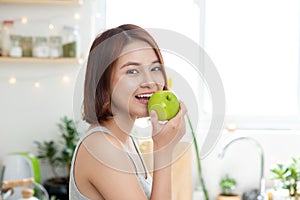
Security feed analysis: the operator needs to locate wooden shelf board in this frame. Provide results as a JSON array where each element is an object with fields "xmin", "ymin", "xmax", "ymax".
[
  {"xmin": 0, "ymin": 0, "xmax": 81, "ymax": 5},
  {"xmin": 0, "ymin": 57, "xmax": 80, "ymax": 64}
]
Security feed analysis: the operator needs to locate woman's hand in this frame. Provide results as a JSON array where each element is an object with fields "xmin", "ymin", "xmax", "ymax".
[{"xmin": 149, "ymin": 101, "xmax": 187, "ymax": 155}]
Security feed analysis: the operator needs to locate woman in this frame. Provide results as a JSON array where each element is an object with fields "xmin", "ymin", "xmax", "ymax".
[{"xmin": 69, "ymin": 24, "xmax": 187, "ymax": 200}]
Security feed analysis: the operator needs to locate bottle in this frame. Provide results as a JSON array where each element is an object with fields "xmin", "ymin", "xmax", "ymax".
[
  {"xmin": 0, "ymin": 28, "xmax": 2, "ymax": 56},
  {"xmin": 21, "ymin": 36, "xmax": 33, "ymax": 57},
  {"xmin": 49, "ymin": 36, "xmax": 62, "ymax": 58},
  {"xmin": 18, "ymin": 188, "xmax": 39, "ymax": 200},
  {"xmin": 33, "ymin": 36, "xmax": 49, "ymax": 58},
  {"xmin": 9, "ymin": 35, "xmax": 22, "ymax": 57},
  {"xmin": 62, "ymin": 25, "xmax": 80, "ymax": 58},
  {"xmin": 1, "ymin": 20, "xmax": 14, "ymax": 57}
]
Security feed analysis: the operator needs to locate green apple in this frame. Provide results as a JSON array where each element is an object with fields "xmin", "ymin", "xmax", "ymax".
[{"xmin": 148, "ymin": 90, "xmax": 180, "ymax": 121}]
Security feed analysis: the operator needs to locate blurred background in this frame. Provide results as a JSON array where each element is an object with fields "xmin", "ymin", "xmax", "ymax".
[{"xmin": 0, "ymin": 0, "xmax": 299, "ymax": 200}]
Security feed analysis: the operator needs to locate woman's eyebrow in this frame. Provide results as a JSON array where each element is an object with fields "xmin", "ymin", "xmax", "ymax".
[
  {"xmin": 120, "ymin": 61, "xmax": 141, "ymax": 69},
  {"xmin": 120, "ymin": 60, "xmax": 160, "ymax": 69},
  {"xmin": 152, "ymin": 60, "xmax": 160, "ymax": 64}
]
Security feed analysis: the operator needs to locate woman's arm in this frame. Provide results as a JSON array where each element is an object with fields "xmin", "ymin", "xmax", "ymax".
[{"xmin": 149, "ymin": 102, "xmax": 187, "ymax": 200}]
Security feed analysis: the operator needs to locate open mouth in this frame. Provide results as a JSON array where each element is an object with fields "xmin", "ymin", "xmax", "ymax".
[{"xmin": 135, "ymin": 93, "xmax": 153, "ymax": 104}]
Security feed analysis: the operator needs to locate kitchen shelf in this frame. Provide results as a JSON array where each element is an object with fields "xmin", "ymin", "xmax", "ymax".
[
  {"xmin": 0, "ymin": 57, "xmax": 81, "ymax": 64},
  {"xmin": 0, "ymin": 0, "xmax": 81, "ymax": 5}
]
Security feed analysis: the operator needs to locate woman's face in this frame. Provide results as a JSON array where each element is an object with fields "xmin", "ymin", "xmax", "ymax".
[{"xmin": 110, "ymin": 40, "xmax": 165, "ymax": 121}]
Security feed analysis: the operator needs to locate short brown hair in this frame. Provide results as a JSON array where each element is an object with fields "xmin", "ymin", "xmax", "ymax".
[{"xmin": 83, "ymin": 24, "xmax": 168, "ymax": 124}]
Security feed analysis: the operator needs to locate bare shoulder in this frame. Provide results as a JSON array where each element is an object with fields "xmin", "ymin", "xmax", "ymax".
[
  {"xmin": 77, "ymin": 131, "xmax": 130, "ymax": 170},
  {"xmin": 74, "ymin": 131, "xmax": 148, "ymax": 200}
]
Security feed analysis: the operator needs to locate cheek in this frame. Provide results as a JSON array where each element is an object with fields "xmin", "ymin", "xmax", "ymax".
[
  {"xmin": 114, "ymin": 76, "xmax": 139, "ymax": 93},
  {"xmin": 111, "ymin": 76, "xmax": 139, "ymax": 104},
  {"xmin": 152, "ymin": 73, "xmax": 165, "ymax": 90}
]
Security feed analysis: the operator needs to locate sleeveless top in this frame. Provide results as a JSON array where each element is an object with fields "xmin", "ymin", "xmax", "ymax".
[{"xmin": 69, "ymin": 126, "xmax": 153, "ymax": 200}]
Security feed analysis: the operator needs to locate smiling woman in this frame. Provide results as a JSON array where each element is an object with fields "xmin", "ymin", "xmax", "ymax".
[{"xmin": 69, "ymin": 24, "xmax": 187, "ymax": 200}]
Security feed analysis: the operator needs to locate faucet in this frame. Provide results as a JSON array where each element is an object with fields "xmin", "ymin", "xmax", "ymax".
[{"xmin": 218, "ymin": 137, "xmax": 265, "ymax": 200}]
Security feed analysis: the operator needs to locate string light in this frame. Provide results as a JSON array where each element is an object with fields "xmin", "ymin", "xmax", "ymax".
[
  {"xmin": 78, "ymin": 0, "xmax": 84, "ymax": 5},
  {"xmin": 34, "ymin": 82, "xmax": 41, "ymax": 88},
  {"xmin": 21, "ymin": 17, "xmax": 28, "ymax": 24},
  {"xmin": 8, "ymin": 77, "xmax": 17, "ymax": 84},
  {"xmin": 48, "ymin": 23, "xmax": 55, "ymax": 30},
  {"xmin": 1, "ymin": 71, "xmax": 78, "ymax": 87},
  {"xmin": 78, "ymin": 58, "xmax": 84, "ymax": 65},
  {"xmin": 95, "ymin": 13, "xmax": 101, "ymax": 18},
  {"xmin": 73, "ymin": 13, "xmax": 81, "ymax": 20},
  {"xmin": 62, "ymin": 75, "xmax": 71, "ymax": 84}
]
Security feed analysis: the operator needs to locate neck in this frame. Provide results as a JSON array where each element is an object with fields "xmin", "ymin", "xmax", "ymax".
[{"xmin": 100, "ymin": 116, "xmax": 135, "ymax": 144}]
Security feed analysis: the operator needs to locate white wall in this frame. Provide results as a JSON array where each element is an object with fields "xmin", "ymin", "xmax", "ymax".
[{"xmin": 0, "ymin": 0, "xmax": 105, "ymax": 181}]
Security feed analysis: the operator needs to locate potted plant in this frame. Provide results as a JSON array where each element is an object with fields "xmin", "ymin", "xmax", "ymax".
[
  {"xmin": 270, "ymin": 157, "xmax": 300, "ymax": 199},
  {"xmin": 220, "ymin": 174, "xmax": 237, "ymax": 195},
  {"xmin": 217, "ymin": 174, "xmax": 241, "ymax": 200},
  {"xmin": 34, "ymin": 116, "xmax": 80, "ymax": 199}
]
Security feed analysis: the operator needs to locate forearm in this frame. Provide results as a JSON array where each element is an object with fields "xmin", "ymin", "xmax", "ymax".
[
  {"xmin": 148, "ymin": 103, "xmax": 187, "ymax": 200},
  {"xmin": 150, "ymin": 150, "xmax": 173, "ymax": 200}
]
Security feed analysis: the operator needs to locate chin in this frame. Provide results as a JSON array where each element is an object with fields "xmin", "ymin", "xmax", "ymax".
[
  {"xmin": 129, "ymin": 105, "xmax": 148, "ymax": 117},
  {"xmin": 136, "ymin": 115, "xmax": 149, "ymax": 119},
  {"xmin": 131, "ymin": 110, "xmax": 149, "ymax": 119}
]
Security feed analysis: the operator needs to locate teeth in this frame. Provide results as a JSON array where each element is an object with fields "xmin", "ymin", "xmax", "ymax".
[{"xmin": 136, "ymin": 93, "xmax": 152, "ymax": 98}]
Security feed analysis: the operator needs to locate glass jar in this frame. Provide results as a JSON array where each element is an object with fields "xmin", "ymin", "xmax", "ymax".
[
  {"xmin": 33, "ymin": 36, "xmax": 49, "ymax": 58},
  {"xmin": 18, "ymin": 188, "xmax": 39, "ymax": 200},
  {"xmin": 9, "ymin": 35, "xmax": 22, "ymax": 57},
  {"xmin": 21, "ymin": 36, "xmax": 33, "ymax": 57},
  {"xmin": 0, "ymin": 28, "xmax": 2, "ymax": 56},
  {"xmin": 49, "ymin": 36, "xmax": 62, "ymax": 58},
  {"xmin": 62, "ymin": 25, "xmax": 80, "ymax": 58},
  {"xmin": 1, "ymin": 20, "xmax": 14, "ymax": 57}
]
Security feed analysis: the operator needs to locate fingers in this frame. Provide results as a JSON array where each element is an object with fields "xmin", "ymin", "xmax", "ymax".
[
  {"xmin": 178, "ymin": 101, "xmax": 187, "ymax": 117},
  {"xmin": 149, "ymin": 110, "xmax": 162, "ymax": 135},
  {"xmin": 149, "ymin": 110, "xmax": 158, "ymax": 125},
  {"xmin": 167, "ymin": 101, "xmax": 187, "ymax": 127},
  {"xmin": 150, "ymin": 101, "xmax": 187, "ymax": 130},
  {"xmin": 179, "ymin": 101, "xmax": 187, "ymax": 115},
  {"xmin": 150, "ymin": 101, "xmax": 187, "ymax": 149}
]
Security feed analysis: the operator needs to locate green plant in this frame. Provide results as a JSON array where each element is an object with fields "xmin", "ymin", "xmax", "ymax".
[
  {"xmin": 270, "ymin": 157, "xmax": 300, "ymax": 197},
  {"xmin": 220, "ymin": 174, "xmax": 237, "ymax": 195},
  {"xmin": 187, "ymin": 114, "xmax": 209, "ymax": 200},
  {"xmin": 34, "ymin": 116, "xmax": 80, "ymax": 181}
]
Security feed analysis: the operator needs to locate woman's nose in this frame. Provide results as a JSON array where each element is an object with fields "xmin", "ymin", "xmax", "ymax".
[
  {"xmin": 139, "ymin": 66, "xmax": 165, "ymax": 88},
  {"xmin": 140, "ymin": 71, "xmax": 156, "ymax": 88}
]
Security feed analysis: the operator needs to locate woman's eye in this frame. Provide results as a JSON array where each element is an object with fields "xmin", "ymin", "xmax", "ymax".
[
  {"xmin": 151, "ymin": 66, "xmax": 162, "ymax": 72},
  {"xmin": 126, "ymin": 69, "xmax": 139, "ymax": 74}
]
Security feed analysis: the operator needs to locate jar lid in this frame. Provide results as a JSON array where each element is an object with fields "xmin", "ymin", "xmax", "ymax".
[
  {"xmin": 10, "ymin": 35, "xmax": 22, "ymax": 40},
  {"xmin": 35, "ymin": 36, "xmax": 48, "ymax": 42},
  {"xmin": 63, "ymin": 25, "xmax": 79, "ymax": 30},
  {"xmin": 3, "ymin": 20, "xmax": 14, "ymax": 24},
  {"xmin": 22, "ymin": 188, "xmax": 34, "ymax": 198},
  {"xmin": 49, "ymin": 36, "xmax": 62, "ymax": 40},
  {"xmin": 21, "ymin": 36, "xmax": 33, "ymax": 41}
]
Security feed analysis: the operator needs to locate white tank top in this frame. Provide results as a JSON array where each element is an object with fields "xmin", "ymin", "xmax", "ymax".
[{"xmin": 69, "ymin": 126, "xmax": 152, "ymax": 199}]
